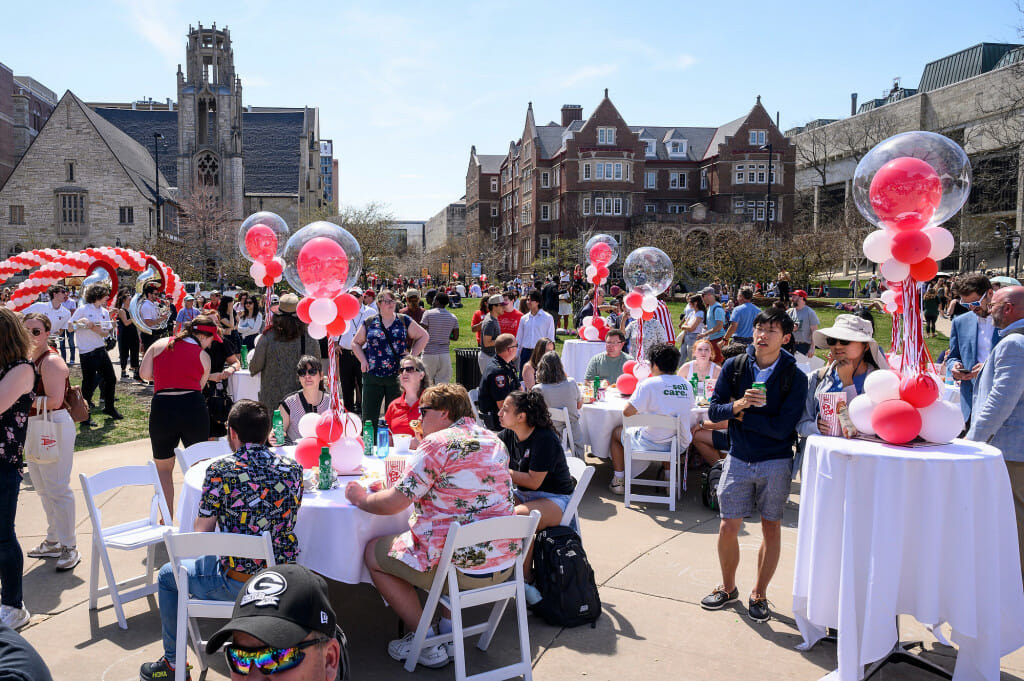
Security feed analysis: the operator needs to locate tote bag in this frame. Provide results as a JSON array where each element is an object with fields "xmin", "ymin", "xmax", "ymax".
[{"xmin": 25, "ymin": 398, "xmax": 61, "ymax": 465}]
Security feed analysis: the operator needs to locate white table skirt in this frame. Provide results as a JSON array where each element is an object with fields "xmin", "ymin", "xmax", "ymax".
[
  {"xmin": 792, "ymin": 435, "xmax": 1024, "ymax": 681},
  {"xmin": 178, "ymin": 453, "xmax": 411, "ymax": 584},
  {"xmin": 560, "ymin": 339, "xmax": 606, "ymax": 382},
  {"xmin": 228, "ymin": 369, "xmax": 261, "ymax": 403}
]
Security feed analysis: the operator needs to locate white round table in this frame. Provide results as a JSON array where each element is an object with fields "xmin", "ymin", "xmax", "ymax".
[
  {"xmin": 228, "ymin": 369, "xmax": 261, "ymax": 403},
  {"xmin": 560, "ymin": 339, "xmax": 606, "ymax": 381},
  {"xmin": 178, "ymin": 452, "xmax": 411, "ymax": 584}
]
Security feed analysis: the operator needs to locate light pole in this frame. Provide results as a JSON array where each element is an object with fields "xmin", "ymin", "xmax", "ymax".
[
  {"xmin": 760, "ymin": 142, "xmax": 773, "ymax": 232},
  {"xmin": 152, "ymin": 132, "xmax": 164, "ymax": 233},
  {"xmin": 994, "ymin": 221, "xmax": 1021, "ymax": 278}
]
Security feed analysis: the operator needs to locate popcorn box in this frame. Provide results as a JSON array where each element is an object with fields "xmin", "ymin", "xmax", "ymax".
[
  {"xmin": 384, "ymin": 455, "xmax": 410, "ymax": 489},
  {"xmin": 817, "ymin": 392, "xmax": 848, "ymax": 437}
]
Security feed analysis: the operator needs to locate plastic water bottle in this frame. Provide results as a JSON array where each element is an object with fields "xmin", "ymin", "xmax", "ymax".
[
  {"xmin": 362, "ymin": 420, "xmax": 374, "ymax": 457},
  {"xmin": 317, "ymin": 446, "xmax": 332, "ymax": 490},
  {"xmin": 376, "ymin": 418, "xmax": 389, "ymax": 459},
  {"xmin": 272, "ymin": 410, "xmax": 285, "ymax": 445}
]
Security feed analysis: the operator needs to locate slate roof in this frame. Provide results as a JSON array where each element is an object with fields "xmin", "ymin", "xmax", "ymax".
[
  {"xmin": 701, "ymin": 115, "xmax": 747, "ymax": 160},
  {"xmin": 536, "ymin": 125, "xmax": 565, "ymax": 159},
  {"xmin": 477, "ymin": 154, "xmax": 504, "ymax": 173},
  {"xmin": 918, "ymin": 42, "xmax": 1023, "ymax": 93},
  {"xmin": 631, "ymin": 125, "xmax": 716, "ymax": 161},
  {"xmin": 91, "ymin": 107, "xmax": 306, "ymax": 194}
]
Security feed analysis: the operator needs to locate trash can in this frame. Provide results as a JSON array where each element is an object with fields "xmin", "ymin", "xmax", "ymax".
[{"xmin": 455, "ymin": 348, "xmax": 482, "ymax": 391}]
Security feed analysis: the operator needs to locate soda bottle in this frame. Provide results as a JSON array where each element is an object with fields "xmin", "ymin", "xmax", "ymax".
[
  {"xmin": 240, "ymin": 344, "xmax": 249, "ymax": 370},
  {"xmin": 376, "ymin": 419, "xmax": 390, "ymax": 459},
  {"xmin": 592, "ymin": 377, "xmax": 601, "ymax": 401},
  {"xmin": 689, "ymin": 372, "xmax": 698, "ymax": 397},
  {"xmin": 362, "ymin": 420, "xmax": 374, "ymax": 457},
  {"xmin": 317, "ymin": 446, "xmax": 333, "ymax": 490},
  {"xmin": 272, "ymin": 409, "xmax": 285, "ymax": 445}
]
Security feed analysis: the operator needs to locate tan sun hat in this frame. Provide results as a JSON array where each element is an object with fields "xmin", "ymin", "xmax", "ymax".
[
  {"xmin": 277, "ymin": 293, "xmax": 299, "ymax": 314},
  {"xmin": 813, "ymin": 314, "xmax": 889, "ymax": 369}
]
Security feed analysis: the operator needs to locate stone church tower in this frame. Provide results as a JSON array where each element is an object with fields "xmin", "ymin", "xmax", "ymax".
[{"xmin": 176, "ymin": 23, "xmax": 244, "ymax": 218}]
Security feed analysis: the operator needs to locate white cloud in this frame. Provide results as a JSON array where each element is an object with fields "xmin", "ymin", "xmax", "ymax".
[
  {"xmin": 561, "ymin": 64, "xmax": 619, "ymax": 88},
  {"xmin": 118, "ymin": 0, "xmax": 181, "ymax": 67},
  {"xmin": 664, "ymin": 54, "xmax": 697, "ymax": 71}
]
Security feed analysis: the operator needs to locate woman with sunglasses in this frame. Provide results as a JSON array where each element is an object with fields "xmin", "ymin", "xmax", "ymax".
[
  {"xmin": 21, "ymin": 313, "xmax": 80, "ymax": 573},
  {"xmin": 797, "ymin": 314, "xmax": 889, "ymax": 438},
  {"xmin": 276, "ymin": 356, "xmax": 331, "ymax": 445},
  {"xmin": 236, "ymin": 296, "xmax": 264, "ymax": 350},
  {"xmin": 385, "ymin": 357, "xmax": 431, "ymax": 441}
]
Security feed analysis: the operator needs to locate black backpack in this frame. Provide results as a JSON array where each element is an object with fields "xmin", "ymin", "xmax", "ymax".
[
  {"xmin": 701, "ymin": 459, "xmax": 725, "ymax": 510},
  {"xmin": 531, "ymin": 525, "xmax": 601, "ymax": 628}
]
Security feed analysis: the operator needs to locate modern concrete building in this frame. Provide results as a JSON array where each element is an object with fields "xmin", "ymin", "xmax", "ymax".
[{"xmin": 424, "ymin": 200, "xmax": 466, "ymax": 253}]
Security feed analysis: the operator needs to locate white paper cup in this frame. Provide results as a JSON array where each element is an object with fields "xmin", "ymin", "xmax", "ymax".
[{"xmin": 393, "ymin": 434, "xmax": 412, "ymax": 453}]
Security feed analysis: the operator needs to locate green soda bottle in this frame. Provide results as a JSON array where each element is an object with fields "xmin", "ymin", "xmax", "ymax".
[
  {"xmin": 272, "ymin": 409, "xmax": 285, "ymax": 445},
  {"xmin": 362, "ymin": 420, "xmax": 374, "ymax": 457},
  {"xmin": 318, "ymin": 446, "xmax": 332, "ymax": 490},
  {"xmin": 592, "ymin": 376, "xmax": 601, "ymax": 401},
  {"xmin": 690, "ymin": 372, "xmax": 698, "ymax": 397},
  {"xmin": 240, "ymin": 344, "xmax": 249, "ymax": 369}
]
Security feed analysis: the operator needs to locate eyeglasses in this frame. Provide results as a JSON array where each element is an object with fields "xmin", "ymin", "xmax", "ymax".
[
  {"xmin": 27, "ymin": 327, "xmax": 45, "ymax": 336},
  {"xmin": 380, "ymin": 299, "xmax": 396, "ymax": 304},
  {"xmin": 224, "ymin": 637, "xmax": 326, "ymax": 676},
  {"xmin": 400, "ymin": 366, "xmax": 420, "ymax": 373},
  {"xmin": 296, "ymin": 368, "xmax": 320, "ymax": 377},
  {"xmin": 825, "ymin": 337, "xmax": 851, "ymax": 346},
  {"xmin": 419, "ymin": 405, "xmax": 435, "ymax": 415},
  {"xmin": 605, "ymin": 340, "xmax": 623, "ymax": 345}
]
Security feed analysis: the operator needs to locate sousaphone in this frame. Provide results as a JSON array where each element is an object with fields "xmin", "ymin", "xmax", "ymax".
[{"xmin": 129, "ymin": 258, "xmax": 167, "ymax": 335}]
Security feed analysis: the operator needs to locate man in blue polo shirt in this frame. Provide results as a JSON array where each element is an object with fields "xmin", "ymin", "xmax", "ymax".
[{"xmin": 722, "ymin": 287, "xmax": 760, "ymax": 346}]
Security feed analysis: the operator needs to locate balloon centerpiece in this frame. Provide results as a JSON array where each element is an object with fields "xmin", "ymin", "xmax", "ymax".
[
  {"xmin": 615, "ymin": 246, "xmax": 674, "ymax": 395},
  {"xmin": 577, "ymin": 235, "xmax": 618, "ymax": 342},
  {"xmin": 851, "ymin": 131, "xmax": 971, "ymax": 444},
  {"xmin": 239, "ymin": 212, "xmax": 289, "ymax": 331}
]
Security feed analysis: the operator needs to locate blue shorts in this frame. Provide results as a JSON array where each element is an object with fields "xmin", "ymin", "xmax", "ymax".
[
  {"xmin": 514, "ymin": 488, "xmax": 571, "ymax": 513},
  {"xmin": 717, "ymin": 456, "xmax": 793, "ymax": 522},
  {"xmin": 621, "ymin": 426, "xmax": 672, "ymax": 453}
]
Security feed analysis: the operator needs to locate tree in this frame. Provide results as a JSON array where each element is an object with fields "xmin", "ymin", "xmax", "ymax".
[
  {"xmin": 151, "ymin": 184, "xmax": 242, "ymax": 283},
  {"xmin": 796, "ymin": 121, "xmax": 840, "ymax": 188},
  {"xmin": 324, "ymin": 202, "xmax": 399, "ymax": 280}
]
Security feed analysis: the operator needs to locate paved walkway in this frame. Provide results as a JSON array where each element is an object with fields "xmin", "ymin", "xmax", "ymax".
[{"xmin": 12, "ymin": 437, "xmax": 1024, "ymax": 680}]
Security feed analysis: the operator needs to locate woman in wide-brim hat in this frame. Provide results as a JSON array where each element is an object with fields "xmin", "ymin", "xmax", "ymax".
[{"xmin": 797, "ymin": 314, "xmax": 889, "ymax": 438}]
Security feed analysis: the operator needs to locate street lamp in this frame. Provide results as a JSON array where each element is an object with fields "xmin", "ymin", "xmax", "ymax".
[
  {"xmin": 994, "ymin": 221, "xmax": 1021, "ymax": 279},
  {"xmin": 152, "ymin": 132, "xmax": 164, "ymax": 233},
  {"xmin": 760, "ymin": 143, "xmax": 773, "ymax": 232}
]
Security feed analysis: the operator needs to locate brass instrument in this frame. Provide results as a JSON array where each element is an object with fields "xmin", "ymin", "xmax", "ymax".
[{"xmin": 129, "ymin": 259, "xmax": 166, "ymax": 335}]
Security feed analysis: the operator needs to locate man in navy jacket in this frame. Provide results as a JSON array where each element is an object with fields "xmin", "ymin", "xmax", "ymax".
[{"xmin": 700, "ymin": 307, "xmax": 807, "ymax": 623}]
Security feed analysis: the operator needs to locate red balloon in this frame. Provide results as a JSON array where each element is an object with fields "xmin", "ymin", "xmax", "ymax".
[
  {"xmin": 326, "ymin": 316, "xmax": 348, "ymax": 337},
  {"xmin": 616, "ymin": 373, "xmax": 638, "ymax": 395},
  {"xmin": 869, "ymin": 157, "xmax": 942, "ymax": 230},
  {"xmin": 870, "ymin": 399, "xmax": 922, "ymax": 444},
  {"xmin": 334, "ymin": 293, "xmax": 361, "ymax": 321},
  {"xmin": 899, "ymin": 374, "xmax": 939, "ymax": 408},
  {"xmin": 315, "ymin": 412, "xmax": 344, "ymax": 444},
  {"xmin": 245, "ymin": 224, "xmax": 278, "ymax": 261},
  {"xmin": 592, "ymin": 316, "xmax": 606, "ymax": 330},
  {"xmin": 578, "ymin": 327, "xmax": 588, "ymax": 340},
  {"xmin": 910, "ymin": 257, "xmax": 938, "ymax": 282},
  {"xmin": 642, "ymin": 310, "xmax": 654, "ymax": 320},
  {"xmin": 296, "ymin": 297, "xmax": 314, "ymax": 324},
  {"xmin": 596, "ymin": 265, "xmax": 610, "ymax": 280},
  {"xmin": 598, "ymin": 327, "xmax": 608, "ymax": 341},
  {"xmin": 622, "ymin": 360, "xmax": 637, "ymax": 376},
  {"xmin": 265, "ymin": 257, "xmax": 284, "ymax": 278},
  {"xmin": 890, "ymin": 230, "xmax": 931, "ymax": 265},
  {"xmin": 261, "ymin": 275, "xmax": 276, "ymax": 287},
  {"xmin": 297, "ymin": 237, "xmax": 349, "ymax": 298},
  {"xmin": 624, "ymin": 291, "xmax": 644, "ymax": 309},
  {"xmin": 589, "ymin": 242, "xmax": 613, "ymax": 266},
  {"xmin": 294, "ymin": 437, "xmax": 324, "ymax": 469}
]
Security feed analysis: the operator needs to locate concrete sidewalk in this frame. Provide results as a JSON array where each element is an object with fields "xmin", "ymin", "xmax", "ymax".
[{"xmin": 12, "ymin": 437, "xmax": 1024, "ymax": 680}]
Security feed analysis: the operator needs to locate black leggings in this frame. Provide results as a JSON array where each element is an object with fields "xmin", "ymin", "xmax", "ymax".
[
  {"xmin": 81, "ymin": 347, "xmax": 116, "ymax": 408},
  {"xmin": 925, "ymin": 315, "xmax": 938, "ymax": 334},
  {"xmin": 149, "ymin": 391, "xmax": 210, "ymax": 460},
  {"xmin": 118, "ymin": 324, "xmax": 139, "ymax": 373}
]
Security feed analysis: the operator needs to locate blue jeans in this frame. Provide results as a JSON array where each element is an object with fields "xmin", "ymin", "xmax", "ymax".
[
  {"xmin": 0, "ymin": 465, "xmax": 24, "ymax": 608},
  {"xmin": 60, "ymin": 330, "xmax": 76, "ymax": 363},
  {"xmin": 158, "ymin": 555, "xmax": 243, "ymax": 664}
]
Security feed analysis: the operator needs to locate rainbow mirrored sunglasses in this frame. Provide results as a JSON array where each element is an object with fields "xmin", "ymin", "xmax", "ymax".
[{"xmin": 224, "ymin": 637, "xmax": 327, "ymax": 675}]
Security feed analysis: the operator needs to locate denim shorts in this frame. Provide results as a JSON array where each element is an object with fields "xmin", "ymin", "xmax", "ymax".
[
  {"xmin": 621, "ymin": 426, "xmax": 672, "ymax": 454},
  {"xmin": 717, "ymin": 456, "xmax": 793, "ymax": 521},
  {"xmin": 514, "ymin": 488, "xmax": 571, "ymax": 513}
]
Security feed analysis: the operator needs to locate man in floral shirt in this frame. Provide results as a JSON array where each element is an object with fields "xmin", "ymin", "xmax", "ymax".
[
  {"xmin": 141, "ymin": 400, "xmax": 303, "ymax": 681},
  {"xmin": 345, "ymin": 383, "xmax": 518, "ymax": 670}
]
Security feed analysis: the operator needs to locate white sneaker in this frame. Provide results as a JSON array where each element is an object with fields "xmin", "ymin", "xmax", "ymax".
[
  {"xmin": 0, "ymin": 605, "xmax": 30, "ymax": 630},
  {"xmin": 56, "ymin": 546, "xmax": 81, "ymax": 571},
  {"xmin": 27, "ymin": 540, "xmax": 62, "ymax": 558},
  {"xmin": 387, "ymin": 631, "xmax": 450, "ymax": 669},
  {"xmin": 608, "ymin": 477, "xmax": 625, "ymax": 495}
]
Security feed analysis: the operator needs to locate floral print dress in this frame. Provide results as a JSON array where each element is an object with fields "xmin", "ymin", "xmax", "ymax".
[
  {"xmin": 0, "ymin": 360, "xmax": 35, "ymax": 468},
  {"xmin": 363, "ymin": 314, "xmax": 410, "ymax": 378}
]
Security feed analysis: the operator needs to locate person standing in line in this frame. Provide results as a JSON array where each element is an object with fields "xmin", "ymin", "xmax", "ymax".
[
  {"xmin": 515, "ymin": 291, "xmax": 556, "ymax": 370},
  {"xmin": 69, "ymin": 283, "xmax": 121, "ymax": 423},
  {"xmin": 419, "ymin": 291, "xmax": 459, "ymax": 385}
]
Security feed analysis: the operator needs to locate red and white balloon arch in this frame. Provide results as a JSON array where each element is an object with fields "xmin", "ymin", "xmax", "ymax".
[{"xmin": 0, "ymin": 247, "xmax": 184, "ymax": 311}]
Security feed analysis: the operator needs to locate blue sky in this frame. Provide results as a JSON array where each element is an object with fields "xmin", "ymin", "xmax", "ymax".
[{"xmin": 4, "ymin": 0, "xmax": 1021, "ymax": 221}]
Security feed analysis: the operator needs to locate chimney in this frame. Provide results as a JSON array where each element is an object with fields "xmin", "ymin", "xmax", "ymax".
[
  {"xmin": 561, "ymin": 104, "xmax": 583, "ymax": 127},
  {"xmin": 851, "ymin": 93, "xmax": 858, "ymax": 116}
]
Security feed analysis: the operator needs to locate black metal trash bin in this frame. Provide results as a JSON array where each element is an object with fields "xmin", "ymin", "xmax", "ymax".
[{"xmin": 455, "ymin": 348, "xmax": 482, "ymax": 391}]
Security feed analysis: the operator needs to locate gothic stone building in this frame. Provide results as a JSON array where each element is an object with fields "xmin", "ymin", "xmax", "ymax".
[{"xmin": 466, "ymin": 91, "xmax": 795, "ymax": 276}]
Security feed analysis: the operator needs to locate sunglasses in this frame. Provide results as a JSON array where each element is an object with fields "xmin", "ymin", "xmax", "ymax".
[
  {"xmin": 27, "ymin": 327, "xmax": 46, "ymax": 336},
  {"xmin": 224, "ymin": 637, "xmax": 326, "ymax": 676},
  {"xmin": 296, "ymin": 368, "xmax": 320, "ymax": 377},
  {"xmin": 400, "ymin": 366, "xmax": 420, "ymax": 373},
  {"xmin": 963, "ymin": 299, "xmax": 985, "ymax": 308},
  {"xmin": 825, "ymin": 337, "xmax": 852, "ymax": 346},
  {"xmin": 418, "ymin": 406, "xmax": 435, "ymax": 415}
]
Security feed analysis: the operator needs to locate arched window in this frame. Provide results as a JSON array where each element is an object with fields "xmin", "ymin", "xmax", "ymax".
[
  {"xmin": 7, "ymin": 244, "xmax": 23, "ymax": 258},
  {"xmin": 196, "ymin": 152, "xmax": 220, "ymax": 186}
]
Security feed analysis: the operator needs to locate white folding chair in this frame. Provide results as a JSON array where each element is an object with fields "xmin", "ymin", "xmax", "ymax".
[
  {"xmin": 79, "ymin": 462, "xmax": 173, "ymax": 629},
  {"xmin": 468, "ymin": 388, "xmax": 482, "ymax": 422},
  {"xmin": 163, "ymin": 530, "xmax": 276, "ymax": 681},
  {"xmin": 404, "ymin": 511, "xmax": 541, "ymax": 680},
  {"xmin": 173, "ymin": 440, "xmax": 231, "ymax": 475},
  {"xmin": 621, "ymin": 413, "xmax": 680, "ymax": 511},
  {"xmin": 548, "ymin": 406, "xmax": 578, "ymax": 458},
  {"xmin": 561, "ymin": 457, "xmax": 594, "ymax": 536}
]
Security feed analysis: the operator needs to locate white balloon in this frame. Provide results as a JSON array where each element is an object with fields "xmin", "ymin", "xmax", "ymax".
[
  {"xmin": 249, "ymin": 261, "xmax": 267, "ymax": 281},
  {"xmin": 582, "ymin": 316, "xmax": 594, "ymax": 327},
  {"xmin": 309, "ymin": 297, "xmax": 337, "ymax": 325},
  {"xmin": 582, "ymin": 325, "xmax": 600, "ymax": 341},
  {"xmin": 585, "ymin": 264, "xmax": 598, "ymax": 278},
  {"xmin": 629, "ymin": 307, "xmax": 644, "ymax": 319},
  {"xmin": 918, "ymin": 399, "xmax": 964, "ymax": 444},
  {"xmin": 847, "ymin": 394, "xmax": 876, "ymax": 435},
  {"xmin": 633, "ymin": 363, "xmax": 651, "ymax": 380},
  {"xmin": 640, "ymin": 294, "xmax": 658, "ymax": 313},
  {"xmin": 880, "ymin": 290, "xmax": 897, "ymax": 305},
  {"xmin": 885, "ymin": 302, "xmax": 898, "ymax": 312},
  {"xmin": 864, "ymin": 370, "xmax": 902, "ymax": 404},
  {"xmin": 307, "ymin": 321, "xmax": 327, "ymax": 339},
  {"xmin": 879, "ymin": 258, "xmax": 910, "ymax": 282},
  {"xmin": 297, "ymin": 412, "xmax": 320, "ymax": 439},
  {"xmin": 330, "ymin": 437, "xmax": 365, "ymax": 474},
  {"xmin": 923, "ymin": 226, "xmax": 955, "ymax": 261},
  {"xmin": 862, "ymin": 229, "xmax": 893, "ymax": 264}
]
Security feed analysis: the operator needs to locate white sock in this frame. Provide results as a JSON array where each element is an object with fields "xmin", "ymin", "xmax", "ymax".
[
  {"xmin": 613, "ymin": 471, "xmax": 625, "ymax": 479},
  {"xmin": 438, "ymin": 617, "xmax": 452, "ymax": 634}
]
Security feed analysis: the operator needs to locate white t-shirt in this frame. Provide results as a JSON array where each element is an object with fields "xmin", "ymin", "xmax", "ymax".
[
  {"xmin": 25, "ymin": 301, "xmax": 71, "ymax": 333},
  {"xmin": 628, "ymin": 373, "xmax": 695, "ymax": 443},
  {"xmin": 69, "ymin": 304, "xmax": 113, "ymax": 353},
  {"xmin": 140, "ymin": 298, "xmax": 161, "ymax": 325}
]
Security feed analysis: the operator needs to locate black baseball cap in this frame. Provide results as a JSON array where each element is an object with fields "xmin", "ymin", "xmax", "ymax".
[{"xmin": 206, "ymin": 564, "xmax": 337, "ymax": 652}]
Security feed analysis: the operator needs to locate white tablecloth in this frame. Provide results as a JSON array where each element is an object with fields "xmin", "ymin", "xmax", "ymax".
[
  {"xmin": 561, "ymin": 339, "xmax": 606, "ymax": 381},
  {"xmin": 792, "ymin": 435, "xmax": 1024, "ymax": 681},
  {"xmin": 228, "ymin": 369, "xmax": 261, "ymax": 402},
  {"xmin": 178, "ymin": 453, "xmax": 411, "ymax": 584}
]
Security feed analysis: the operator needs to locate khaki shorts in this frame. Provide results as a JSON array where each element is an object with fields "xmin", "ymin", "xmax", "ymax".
[{"xmin": 374, "ymin": 533, "xmax": 514, "ymax": 593}]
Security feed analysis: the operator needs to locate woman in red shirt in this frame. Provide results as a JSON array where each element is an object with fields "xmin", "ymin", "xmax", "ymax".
[{"xmin": 384, "ymin": 357, "xmax": 430, "ymax": 440}]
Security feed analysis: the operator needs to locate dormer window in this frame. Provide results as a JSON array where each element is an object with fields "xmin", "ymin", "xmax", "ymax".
[
  {"xmin": 669, "ymin": 141, "xmax": 687, "ymax": 156},
  {"xmin": 644, "ymin": 140, "xmax": 655, "ymax": 157},
  {"xmin": 598, "ymin": 127, "xmax": 616, "ymax": 145}
]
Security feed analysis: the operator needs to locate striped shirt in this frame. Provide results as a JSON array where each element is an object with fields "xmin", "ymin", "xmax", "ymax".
[
  {"xmin": 655, "ymin": 301, "xmax": 675, "ymax": 343},
  {"xmin": 420, "ymin": 307, "xmax": 459, "ymax": 355}
]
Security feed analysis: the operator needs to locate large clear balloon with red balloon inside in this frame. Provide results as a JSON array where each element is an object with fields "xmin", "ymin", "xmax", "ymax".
[
  {"xmin": 622, "ymin": 247, "xmax": 674, "ymax": 296},
  {"xmin": 238, "ymin": 211, "xmax": 289, "ymax": 263},
  {"xmin": 585, "ymin": 234, "xmax": 620, "ymax": 268},
  {"xmin": 283, "ymin": 221, "xmax": 363, "ymax": 299}
]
